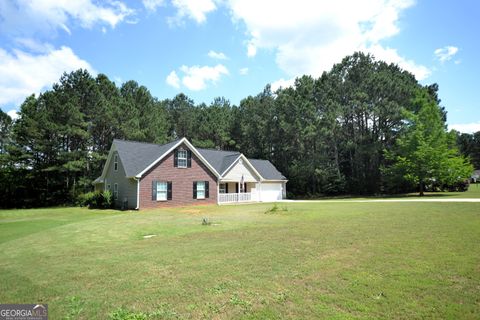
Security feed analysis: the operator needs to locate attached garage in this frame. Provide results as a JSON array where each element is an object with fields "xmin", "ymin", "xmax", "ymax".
[
  {"xmin": 259, "ymin": 182, "xmax": 286, "ymax": 202},
  {"xmin": 245, "ymin": 158, "xmax": 288, "ymax": 202}
]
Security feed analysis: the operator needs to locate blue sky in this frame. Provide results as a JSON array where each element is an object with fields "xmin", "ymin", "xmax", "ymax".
[{"xmin": 0, "ymin": 0, "xmax": 478, "ymax": 132}]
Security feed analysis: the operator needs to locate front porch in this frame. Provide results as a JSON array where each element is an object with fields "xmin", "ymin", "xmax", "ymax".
[{"xmin": 218, "ymin": 181, "xmax": 258, "ymax": 204}]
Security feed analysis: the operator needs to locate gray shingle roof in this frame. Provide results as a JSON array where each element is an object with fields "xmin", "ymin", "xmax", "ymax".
[
  {"xmin": 113, "ymin": 139, "xmax": 180, "ymax": 177},
  {"xmin": 248, "ymin": 158, "xmax": 287, "ymax": 180},
  {"xmin": 103, "ymin": 139, "xmax": 286, "ymax": 180},
  {"xmin": 196, "ymin": 148, "xmax": 240, "ymax": 174},
  {"xmin": 196, "ymin": 149, "xmax": 286, "ymax": 179},
  {"xmin": 93, "ymin": 176, "xmax": 104, "ymax": 183}
]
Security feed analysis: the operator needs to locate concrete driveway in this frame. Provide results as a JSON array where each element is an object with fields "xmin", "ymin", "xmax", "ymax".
[{"xmin": 279, "ymin": 198, "xmax": 480, "ymax": 203}]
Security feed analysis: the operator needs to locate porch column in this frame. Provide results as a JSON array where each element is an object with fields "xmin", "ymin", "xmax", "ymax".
[{"xmin": 258, "ymin": 181, "xmax": 262, "ymax": 202}]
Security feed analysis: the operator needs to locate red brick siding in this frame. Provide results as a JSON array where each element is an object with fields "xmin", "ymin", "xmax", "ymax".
[{"xmin": 139, "ymin": 144, "xmax": 218, "ymax": 208}]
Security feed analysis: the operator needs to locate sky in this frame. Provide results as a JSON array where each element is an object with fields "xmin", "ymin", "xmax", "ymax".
[{"xmin": 0, "ymin": 0, "xmax": 479, "ymax": 132}]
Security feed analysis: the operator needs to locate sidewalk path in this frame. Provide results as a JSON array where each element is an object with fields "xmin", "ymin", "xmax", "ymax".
[{"xmin": 279, "ymin": 198, "xmax": 480, "ymax": 203}]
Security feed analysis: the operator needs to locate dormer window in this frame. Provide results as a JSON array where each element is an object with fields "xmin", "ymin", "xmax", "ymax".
[
  {"xmin": 178, "ymin": 150, "xmax": 187, "ymax": 168},
  {"xmin": 174, "ymin": 149, "xmax": 191, "ymax": 168}
]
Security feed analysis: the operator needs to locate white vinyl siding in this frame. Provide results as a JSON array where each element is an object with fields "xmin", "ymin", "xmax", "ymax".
[
  {"xmin": 156, "ymin": 181, "xmax": 167, "ymax": 201},
  {"xmin": 104, "ymin": 151, "xmax": 137, "ymax": 209},
  {"xmin": 222, "ymin": 159, "xmax": 259, "ymax": 182}
]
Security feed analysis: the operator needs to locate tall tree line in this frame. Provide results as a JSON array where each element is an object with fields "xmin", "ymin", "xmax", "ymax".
[
  {"xmin": 456, "ymin": 131, "xmax": 480, "ymax": 169},
  {"xmin": 0, "ymin": 52, "xmax": 473, "ymax": 208}
]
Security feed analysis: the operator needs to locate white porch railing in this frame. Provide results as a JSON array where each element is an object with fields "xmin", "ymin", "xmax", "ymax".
[{"xmin": 218, "ymin": 192, "xmax": 253, "ymax": 203}]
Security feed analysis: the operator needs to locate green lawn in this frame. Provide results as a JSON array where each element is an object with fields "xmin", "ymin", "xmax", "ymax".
[
  {"xmin": 1, "ymin": 201, "xmax": 479, "ymax": 319},
  {"xmin": 311, "ymin": 183, "xmax": 480, "ymax": 200},
  {"xmin": 400, "ymin": 183, "xmax": 480, "ymax": 198}
]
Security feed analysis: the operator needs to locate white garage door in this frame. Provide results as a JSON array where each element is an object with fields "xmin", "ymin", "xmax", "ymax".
[{"xmin": 261, "ymin": 183, "xmax": 283, "ymax": 201}]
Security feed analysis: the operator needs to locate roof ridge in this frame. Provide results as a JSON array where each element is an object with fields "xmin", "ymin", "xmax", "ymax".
[
  {"xmin": 113, "ymin": 138, "xmax": 180, "ymax": 147},
  {"xmin": 196, "ymin": 147, "xmax": 240, "ymax": 153}
]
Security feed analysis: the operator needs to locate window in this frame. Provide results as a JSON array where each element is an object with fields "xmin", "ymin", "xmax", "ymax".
[
  {"xmin": 196, "ymin": 181, "xmax": 205, "ymax": 199},
  {"xmin": 177, "ymin": 150, "xmax": 187, "ymax": 168},
  {"xmin": 113, "ymin": 183, "xmax": 118, "ymax": 200},
  {"xmin": 219, "ymin": 183, "xmax": 226, "ymax": 194},
  {"xmin": 152, "ymin": 181, "xmax": 172, "ymax": 201},
  {"xmin": 193, "ymin": 181, "xmax": 209, "ymax": 199},
  {"xmin": 107, "ymin": 184, "xmax": 111, "ymax": 190},
  {"xmin": 156, "ymin": 181, "xmax": 167, "ymax": 201},
  {"xmin": 114, "ymin": 155, "xmax": 118, "ymax": 171}
]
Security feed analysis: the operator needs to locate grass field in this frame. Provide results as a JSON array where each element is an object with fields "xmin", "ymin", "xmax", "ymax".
[
  {"xmin": 303, "ymin": 183, "xmax": 480, "ymax": 200},
  {"xmin": 1, "ymin": 193, "xmax": 480, "ymax": 319}
]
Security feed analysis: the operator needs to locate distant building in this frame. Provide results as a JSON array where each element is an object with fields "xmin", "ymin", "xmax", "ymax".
[{"xmin": 471, "ymin": 170, "xmax": 480, "ymax": 183}]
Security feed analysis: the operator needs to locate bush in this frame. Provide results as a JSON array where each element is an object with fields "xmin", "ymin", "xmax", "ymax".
[
  {"xmin": 201, "ymin": 217, "xmax": 211, "ymax": 225},
  {"xmin": 265, "ymin": 203, "xmax": 279, "ymax": 214},
  {"xmin": 443, "ymin": 179, "xmax": 470, "ymax": 192},
  {"xmin": 102, "ymin": 190, "xmax": 113, "ymax": 208},
  {"xmin": 264, "ymin": 204, "xmax": 288, "ymax": 214},
  {"xmin": 77, "ymin": 190, "xmax": 113, "ymax": 209},
  {"xmin": 77, "ymin": 192, "xmax": 96, "ymax": 207}
]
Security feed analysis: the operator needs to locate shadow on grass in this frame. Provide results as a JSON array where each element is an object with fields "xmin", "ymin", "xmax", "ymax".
[{"xmin": 293, "ymin": 190, "xmax": 477, "ymax": 200}]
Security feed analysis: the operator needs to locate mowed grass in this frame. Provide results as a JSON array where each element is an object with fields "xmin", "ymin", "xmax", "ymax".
[
  {"xmin": 302, "ymin": 183, "xmax": 480, "ymax": 200},
  {"xmin": 0, "ymin": 201, "xmax": 479, "ymax": 319},
  {"xmin": 399, "ymin": 183, "xmax": 480, "ymax": 199}
]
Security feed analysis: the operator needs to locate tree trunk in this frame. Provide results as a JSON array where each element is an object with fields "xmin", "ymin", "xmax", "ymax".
[{"xmin": 419, "ymin": 181, "xmax": 424, "ymax": 196}]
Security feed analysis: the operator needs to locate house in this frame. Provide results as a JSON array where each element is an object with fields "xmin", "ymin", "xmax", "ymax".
[
  {"xmin": 93, "ymin": 137, "xmax": 287, "ymax": 209},
  {"xmin": 471, "ymin": 169, "xmax": 480, "ymax": 183}
]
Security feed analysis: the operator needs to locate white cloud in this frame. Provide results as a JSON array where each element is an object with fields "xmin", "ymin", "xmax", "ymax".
[
  {"xmin": 0, "ymin": 46, "xmax": 94, "ymax": 107},
  {"xmin": 270, "ymin": 78, "xmax": 295, "ymax": 92},
  {"xmin": 7, "ymin": 110, "xmax": 19, "ymax": 121},
  {"xmin": 434, "ymin": 46, "xmax": 459, "ymax": 63},
  {"xmin": 247, "ymin": 42, "xmax": 257, "ymax": 57},
  {"xmin": 180, "ymin": 64, "xmax": 228, "ymax": 90},
  {"xmin": 239, "ymin": 67, "xmax": 249, "ymax": 75},
  {"xmin": 14, "ymin": 38, "xmax": 53, "ymax": 53},
  {"xmin": 168, "ymin": 0, "xmax": 216, "ymax": 25},
  {"xmin": 143, "ymin": 0, "xmax": 165, "ymax": 12},
  {"xmin": 168, "ymin": 64, "xmax": 228, "ymax": 91},
  {"xmin": 449, "ymin": 122, "xmax": 480, "ymax": 134},
  {"xmin": 225, "ymin": 0, "xmax": 429, "ymax": 80},
  {"xmin": 208, "ymin": 50, "xmax": 228, "ymax": 60},
  {"xmin": 0, "ymin": 0, "xmax": 134, "ymax": 36},
  {"xmin": 166, "ymin": 70, "xmax": 181, "ymax": 88}
]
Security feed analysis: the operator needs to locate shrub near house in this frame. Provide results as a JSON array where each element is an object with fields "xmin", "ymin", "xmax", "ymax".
[{"xmin": 78, "ymin": 191, "xmax": 113, "ymax": 209}]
